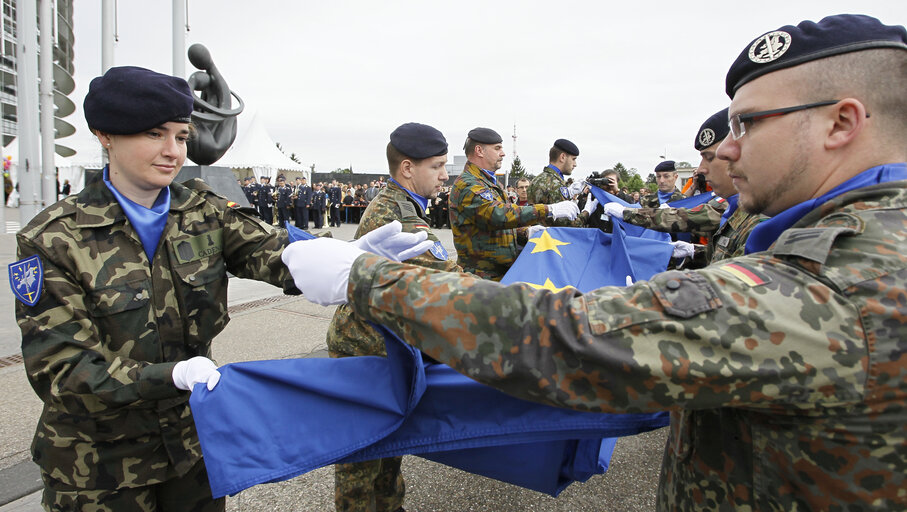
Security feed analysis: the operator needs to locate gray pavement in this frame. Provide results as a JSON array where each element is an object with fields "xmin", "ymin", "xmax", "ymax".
[{"xmin": 0, "ymin": 211, "xmax": 665, "ymax": 511}]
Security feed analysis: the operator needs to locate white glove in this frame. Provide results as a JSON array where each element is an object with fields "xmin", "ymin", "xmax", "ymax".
[
  {"xmin": 602, "ymin": 202, "xmax": 626, "ymax": 220},
  {"xmin": 671, "ymin": 240, "xmax": 695, "ymax": 259},
  {"xmin": 353, "ymin": 220, "xmax": 434, "ymax": 261},
  {"xmin": 527, "ymin": 225, "xmax": 546, "ymax": 238},
  {"xmin": 582, "ymin": 198, "xmax": 599, "ymax": 216},
  {"xmin": 568, "ymin": 181, "xmax": 585, "ymax": 195},
  {"xmin": 659, "ymin": 202, "xmax": 671, "ymax": 209},
  {"xmin": 282, "ymin": 238, "xmax": 365, "ymax": 305},
  {"xmin": 548, "ymin": 200, "xmax": 580, "ymax": 221},
  {"xmin": 172, "ymin": 356, "xmax": 221, "ymax": 391}
]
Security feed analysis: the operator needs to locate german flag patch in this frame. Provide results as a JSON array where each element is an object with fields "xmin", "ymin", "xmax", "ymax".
[{"xmin": 718, "ymin": 262, "xmax": 770, "ymax": 287}]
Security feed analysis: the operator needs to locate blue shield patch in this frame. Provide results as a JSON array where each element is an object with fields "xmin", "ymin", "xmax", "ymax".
[
  {"xmin": 478, "ymin": 190, "xmax": 495, "ymax": 201},
  {"xmin": 429, "ymin": 241, "xmax": 448, "ymax": 261},
  {"xmin": 9, "ymin": 255, "xmax": 43, "ymax": 306},
  {"xmin": 560, "ymin": 187, "xmax": 571, "ymax": 199}
]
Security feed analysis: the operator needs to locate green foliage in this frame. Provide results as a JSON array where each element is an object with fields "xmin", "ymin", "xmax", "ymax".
[
  {"xmin": 334, "ymin": 168, "xmax": 353, "ymax": 174},
  {"xmin": 507, "ymin": 156, "xmax": 533, "ymax": 184},
  {"xmin": 609, "ymin": 162, "xmax": 648, "ymax": 192}
]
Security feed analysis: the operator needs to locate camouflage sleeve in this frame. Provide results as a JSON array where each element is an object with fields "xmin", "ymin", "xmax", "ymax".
[
  {"xmin": 16, "ymin": 238, "xmax": 180, "ymax": 413},
  {"xmin": 622, "ymin": 201, "xmax": 726, "ymax": 235},
  {"xmin": 348, "ymin": 253, "xmax": 866, "ymax": 414},
  {"xmin": 453, "ymin": 183, "xmax": 547, "ymax": 230},
  {"xmin": 218, "ymin": 199, "xmax": 296, "ymax": 292}
]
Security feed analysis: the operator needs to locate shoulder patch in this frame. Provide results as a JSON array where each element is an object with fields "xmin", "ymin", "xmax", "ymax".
[
  {"xmin": 559, "ymin": 186, "xmax": 571, "ymax": 199},
  {"xmin": 226, "ymin": 201, "xmax": 239, "ymax": 208},
  {"xmin": 478, "ymin": 189, "xmax": 495, "ymax": 201},
  {"xmin": 716, "ymin": 262, "xmax": 770, "ymax": 287},
  {"xmin": 396, "ymin": 200, "xmax": 419, "ymax": 219},
  {"xmin": 9, "ymin": 255, "xmax": 43, "ymax": 306},
  {"xmin": 770, "ymin": 226, "xmax": 858, "ymax": 264},
  {"xmin": 429, "ymin": 240, "xmax": 449, "ymax": 260}
]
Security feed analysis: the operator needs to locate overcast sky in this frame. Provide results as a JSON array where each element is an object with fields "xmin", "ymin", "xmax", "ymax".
[{"xmin": 65, "ymin": 1, "xmax": 905, "ymax": 181}]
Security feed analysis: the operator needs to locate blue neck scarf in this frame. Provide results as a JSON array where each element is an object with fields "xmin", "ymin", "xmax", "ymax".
[
  {"xmin": 480, "ymin": 168, "xmax": 497, "ymax": 185},
  {"xmin": 388, "ymin": 177, "xmax": 428, "ymax": 214},
  {"xmin": 103, "ymin": 166, "xmax": 171, "ymax": 261},
  {"xmin": 719, "ymin": 194, "xmax": 739, "ymax": 228},
  {"xmin": 745, "ymin": 163, "xmax": 907, "ymax": 254},
  {"xmin": 546, "ymin": 165, "xmax": 565, "ymax": 181},
  {"xmin": 657, "ymin": 190, "xmax": 674, "ymax": 204}
]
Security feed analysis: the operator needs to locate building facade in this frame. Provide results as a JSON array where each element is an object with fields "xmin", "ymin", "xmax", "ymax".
[{"xmin": 0, "ymin": 0, "xmax": 76, "ymax": 155}]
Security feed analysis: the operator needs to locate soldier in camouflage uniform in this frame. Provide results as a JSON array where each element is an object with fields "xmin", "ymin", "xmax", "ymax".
[
  {"xmin": 327, "ymin": 123, "xmax": 458, "ymax": 512},
  {"xmin": 527, "ymin": 139, "xmax": 592, "ymax": 228},
  {"xmin": 283, "ymin": 15, "xmax": 907, "ymax": 511},
  {"xmin": 12, "ymin": 67, "xmax": 298, "ymax": 512},
  {"xmin": 604, "ymin": 108, "xmax": 767, "ymax": 263},
  {"xmin": 671, "ymin": 107, "xmax": 767, "ymax": 265},
  {"xmin": 449, "ymin": 127, "xmax": 580, "ymax": 281},
  {"xmin": 640, "ymin": 160, "xmax": 685, "ymax": 208}
]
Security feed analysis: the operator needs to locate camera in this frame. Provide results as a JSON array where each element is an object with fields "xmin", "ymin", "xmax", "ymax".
[{"xmin": 586, "ymin": 171, "xmax": 617, "ymax": 189}]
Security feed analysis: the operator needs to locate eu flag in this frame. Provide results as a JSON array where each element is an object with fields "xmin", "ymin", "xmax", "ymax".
[{"xmin": 190, "ymin": 224, "xmax": 673, "ymax": 499}]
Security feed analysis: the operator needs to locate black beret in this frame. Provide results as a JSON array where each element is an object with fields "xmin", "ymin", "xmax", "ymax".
[
  {"xmin": 465, "ymin": 127, "xmax": 503, "ymax": 147},
  {"xmin": 654, "ymin": 160, "xmax": 676, "ymax": 173},
  {"xmin": 390, "ymin": 122, "xmax": 448, "ymax": 159},
  {"xmin": 727, "ymin": 14, "xmax": 907, "ymax": 98},
  {"xmin": 84, "ymin": 66, "xmax": 194, "ymax": 134},
  {"xmin": 554, "ymin": 138, "xmax": 579, "ymax": 156},
  {"xmin": 694, "ymin": 108, "xmax": 730, "ymax": 151}
]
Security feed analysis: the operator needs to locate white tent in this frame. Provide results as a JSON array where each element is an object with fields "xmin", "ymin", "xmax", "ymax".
[{"xmin": 215, "ymin": 113, "xmax": 308, "ymax": 180}]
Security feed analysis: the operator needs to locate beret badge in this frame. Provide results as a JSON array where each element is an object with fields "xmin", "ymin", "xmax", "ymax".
[
  {"xmin": 698, "ymin": 128, "xmax": 716, "ymax": 147},
  {"xmin": 748, "ymin": 31, "xmax": 793, "ymax": 64}
]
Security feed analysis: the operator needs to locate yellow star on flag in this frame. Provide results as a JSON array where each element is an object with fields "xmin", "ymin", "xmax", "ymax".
[
  {"xmin": 525, "ymin": 278, "xmax": 574, "ymax": 293},
  {"xmin": 527, "ymin": 230, "xmax": 571, "ymax": 257}
]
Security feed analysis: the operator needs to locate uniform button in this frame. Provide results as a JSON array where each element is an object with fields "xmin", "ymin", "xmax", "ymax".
[
  {"xmin": 135, "ymin": 292, "xmax": 144, "ymax": 300},
  {"xmin": 666, "ymin": 279, "xmax": 680, "ymax": 290},
  {"xmin": 188, "ymin": 275, "xmax": 196, "ymax": 282}
]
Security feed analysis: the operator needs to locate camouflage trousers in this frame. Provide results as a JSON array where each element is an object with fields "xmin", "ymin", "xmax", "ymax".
[
  {"xmin": 40, "ymin": 459, "xmax": 224, "ymax": 512},
  {"xmin": 334, "ymin": 457, "xmax": 405, "ymax": 512}
]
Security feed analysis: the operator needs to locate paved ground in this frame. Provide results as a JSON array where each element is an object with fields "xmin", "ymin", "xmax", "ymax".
[{"xmin": 0, "ymin": 209, "xmax": 666, "ymax": 511}]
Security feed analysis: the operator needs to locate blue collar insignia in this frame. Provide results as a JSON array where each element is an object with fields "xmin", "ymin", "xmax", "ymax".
[{"xmin": 9, "ymin": 255, "xmax": 43, "ymax": 306}]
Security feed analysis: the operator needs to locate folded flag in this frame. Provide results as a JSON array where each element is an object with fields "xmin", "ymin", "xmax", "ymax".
[{"xmin": 190, "ymin": 224, "xmax": 673, "ymax": 499}]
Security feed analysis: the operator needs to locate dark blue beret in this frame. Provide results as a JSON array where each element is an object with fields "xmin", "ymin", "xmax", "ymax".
[
  {"xmin": 390, "ymin": 122, "xmax": 448, "ymax": 159},
  {"xmin": 554, "ymin": 138, "xmax": 579, "ymax": 156},
  {"xmin": 465, "ymin": 127, "xmax": 503, "ymax": 147},
  {"xmin": 654, "ymin": 160, "xmax": 676, "ymax": 173},
  {"xmin": 84, "ymin": 66, "xmax": 194, "ymax": 134},
  {"xmin": 694, "ymin": 108, "xmax": 730, "ymax": 151},
  {"xmin": 726, "ymin": 14, "xmax": 907, "ymax": 98}
]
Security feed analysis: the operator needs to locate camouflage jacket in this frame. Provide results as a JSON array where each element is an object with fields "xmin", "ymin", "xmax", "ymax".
[
  {"xmin": 346, "ymin": 181, "xmax": 907, "ymax": 511},
  {"xmin": 15, "ymin": 178, "xmax": 294, "ymax": 490},
  {"xmin": 327, "ymin": 182, "xmax": 459, "ymax": 358},
  {"xmin": 622, "ymin": 195, "xmax": 729, "ymax": 237},
  {"xmin": 690, "ymin": 205, "xmax": 767, "ymax": 265},
  {"xmin": 527, "ymin": 166, "xmax": 586, "ymax": 228},
  {"xmin": 640, "ymin": 190, "xmax": 685, "ymax": 208},
  {"xmin": 449, "ymin": 163, "xmax": 548, "ymax": 281}
]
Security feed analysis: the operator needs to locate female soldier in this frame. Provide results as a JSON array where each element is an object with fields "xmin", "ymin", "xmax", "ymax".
[{"xmin": 12, "ymin": 66, "xmax": 296, "ymax": 511}]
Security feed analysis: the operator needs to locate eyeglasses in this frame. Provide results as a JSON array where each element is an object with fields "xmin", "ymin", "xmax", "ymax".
[{"xmin": 728, "ymin": 100, "xmax": 840, "ymax": 140}]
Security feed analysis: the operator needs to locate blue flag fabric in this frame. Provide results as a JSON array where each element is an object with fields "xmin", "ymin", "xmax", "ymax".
[
  {"xmin": 589, "ymin": 187, "xmax": 670, "ymax": 241},
  {"xmin": 589, "ymin": 187, "xmax": 715, "ymax": 243},
  {"xmin": 190, "ymin": 223, "xmax": 673, "ymax": 499},
  {"xmin": 508, "ymin": 227, "xmax": 673, "ymax": 289}
]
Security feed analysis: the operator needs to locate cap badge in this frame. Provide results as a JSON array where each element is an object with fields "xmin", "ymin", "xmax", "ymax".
[
  {"xmin": 748, "ymin": 31, "xmax": 792, "ymax": 63},
  {"xmin": 698, "ymin": 128, "xmax": 716, "ymax": 147}
]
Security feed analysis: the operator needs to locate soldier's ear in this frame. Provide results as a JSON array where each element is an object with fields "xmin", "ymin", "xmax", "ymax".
[{"xmin": 399, "ymin": 159, "xmax": 414, "ymax": 179}]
